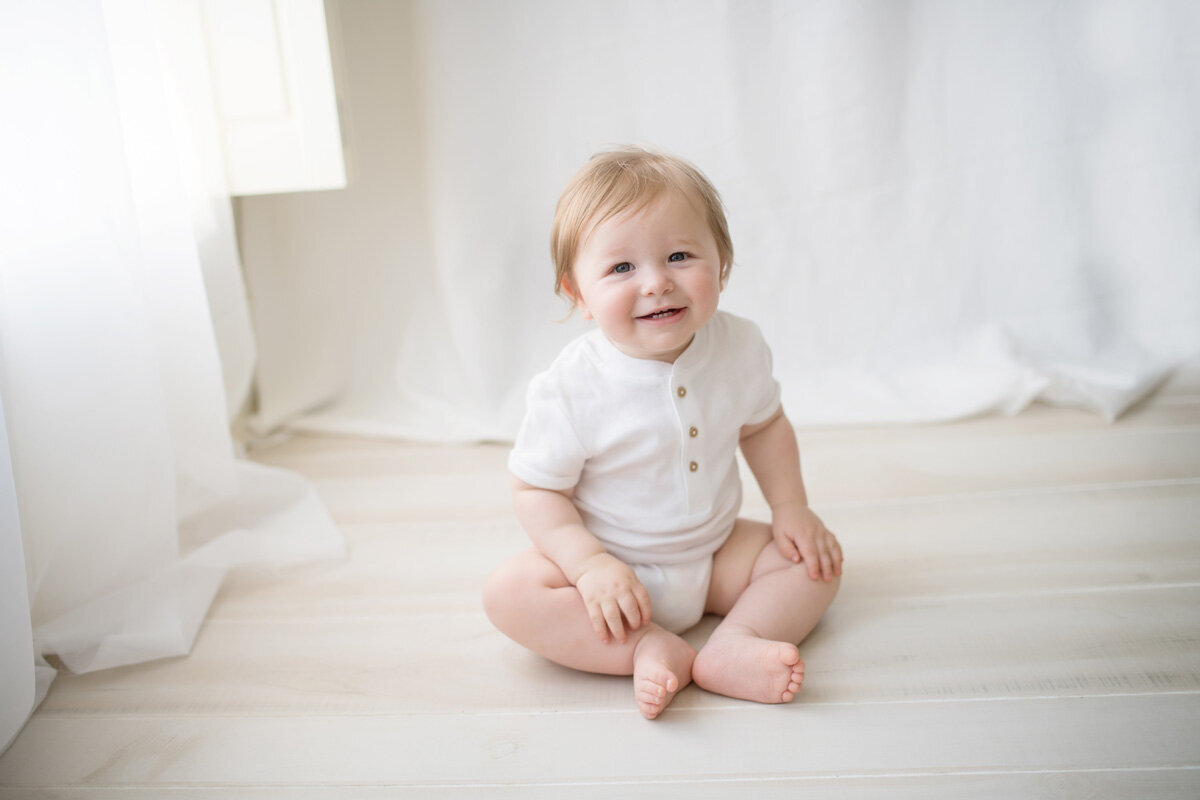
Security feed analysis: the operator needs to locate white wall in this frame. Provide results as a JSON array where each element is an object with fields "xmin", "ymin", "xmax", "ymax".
[{"xmin": 235, "ymin": 0, "xmax": 1200, "ymax": 439}]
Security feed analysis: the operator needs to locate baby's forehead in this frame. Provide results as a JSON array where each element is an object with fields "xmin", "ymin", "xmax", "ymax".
[{"xmin": 587, "ymin": 184, "xmax": 706, "ymax": 232}]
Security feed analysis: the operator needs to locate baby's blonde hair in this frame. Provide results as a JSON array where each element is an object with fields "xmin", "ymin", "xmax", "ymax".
[{"xmin": 551, "ymin": 147, "xmax": 734, "ymax": 302}]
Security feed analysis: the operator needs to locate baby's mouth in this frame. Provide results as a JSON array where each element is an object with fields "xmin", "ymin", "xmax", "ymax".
[{"xmin": 638, "ymin": 307, "xmax": 685, "ymax": 321}]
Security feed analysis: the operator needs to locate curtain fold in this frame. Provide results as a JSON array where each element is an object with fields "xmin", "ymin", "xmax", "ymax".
[
  {"xmin": 241, "ymin": 0, "xmax": 1200, "ymax": 440},
  {"xmin": 0, "ymin": 0, "xmax": 344, "ymax": 751},
  {"xmin": 0, "ymin": 391, "xmax": 33, "ymax": 755}
]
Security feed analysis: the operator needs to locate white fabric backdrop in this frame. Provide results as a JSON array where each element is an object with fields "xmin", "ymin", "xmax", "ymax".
[
  {"xmin": 243, "ymin": 0, "xmax": 1200, "ymax": 441},
  {"xmin": 0, "ymin": 393, "xmax": 32, "ymax": 754},
  {"xmin": 0, "ymin": 0, "xmax": 344, "ymax": 752}
]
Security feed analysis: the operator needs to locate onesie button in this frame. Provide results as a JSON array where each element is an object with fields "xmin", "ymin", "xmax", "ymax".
[
  {"xmin": 689, "ymin": 426, "xmax": 699, "ymax": 438},
  {"xmin": 689, "ymin": 461, "xmax": 699, "ymax": 472},
  {"xmin": 677, "ymin": 386, "xmax": 687, "ymax": 398}
]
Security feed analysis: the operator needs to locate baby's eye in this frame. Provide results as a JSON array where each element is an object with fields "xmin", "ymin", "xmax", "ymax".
[
  {"xmin": 612, "ymin": 262, "xmax": 634, "ymax": 274},
  {"xmin": 668, "ymin": 252, "xmax": 688, "ymax": 263}
]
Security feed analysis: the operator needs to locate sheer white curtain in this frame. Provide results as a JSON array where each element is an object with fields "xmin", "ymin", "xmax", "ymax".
[
  {"xmin": 242, "ymin": 0, "xmax": 1200, "ymax": 441},
  {"xmin": 0, "ymin": 1, "xmax": 344, "ymax": 752}
]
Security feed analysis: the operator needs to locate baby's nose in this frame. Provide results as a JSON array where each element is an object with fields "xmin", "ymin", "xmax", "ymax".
[{"xmin": 641, "ymin": 266, "xmax": 674, "ymax": 294}]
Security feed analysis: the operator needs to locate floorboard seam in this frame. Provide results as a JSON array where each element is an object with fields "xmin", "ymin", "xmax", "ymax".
[{"xmin": 32, "ymin": 689, "xmax": 1200, "ymax": 720}]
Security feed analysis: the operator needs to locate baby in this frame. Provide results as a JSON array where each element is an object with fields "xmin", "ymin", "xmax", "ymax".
[{"xmin": 483, "ymin": 147, "xmax": 842, "ymax": 719}]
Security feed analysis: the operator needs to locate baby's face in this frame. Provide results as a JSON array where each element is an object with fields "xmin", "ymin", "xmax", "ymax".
[{"xmin": 567, "ymin": 190, "xmax": 722, "ymax": 363}]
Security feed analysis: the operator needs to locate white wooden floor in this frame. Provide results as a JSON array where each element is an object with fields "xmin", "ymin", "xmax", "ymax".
[{"xmin": 3, "ymin": 368, "xmax": 1200, "ymax": 797}]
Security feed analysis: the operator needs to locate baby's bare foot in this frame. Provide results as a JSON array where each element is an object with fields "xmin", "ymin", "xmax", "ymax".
[
  {"xmin": 693, "ymin": 631, "xmax": 805, "ymax": 704},
  {"xmin": 632, "ymin": 627, "xmax": 696, "ymax": 720}
]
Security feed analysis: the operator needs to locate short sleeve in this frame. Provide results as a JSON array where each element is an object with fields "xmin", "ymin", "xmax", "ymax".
[
  {"xmin": 507, "ymin": 370, "xmax": 588, "ymax": 491},
  {"xmin": 741, "ymin": 318, "xmax": 783, "ymax": 426}
]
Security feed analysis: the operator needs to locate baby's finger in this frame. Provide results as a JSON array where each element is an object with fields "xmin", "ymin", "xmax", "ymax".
[
  {"xmin": 817, "ymin": 544, "xmax": 835, "ymax": 582},
  {"xmin": 586, "ymin": 603, "xmax": 611, "ymax": 644},
  {"xmin": 798, "ymin": 540, "xmax": 822, "ymax": 581},
  {"xmin": 635, "ymin": 584, "xmax": 653, "ymax": 624},
  {"xmin": 601, "ymin": 599, "xmax": 627, "ymax": 644},
  {"xmin": 775, "ymin": 534, "xmax": 801, "ymax": 564},
  {"xmin": 812, "ymin": 531, "xmax": 836, "ymax": 580},
  {"xmin": 617, "ymin": 592, "xmax": 644, "ymax": 631}
]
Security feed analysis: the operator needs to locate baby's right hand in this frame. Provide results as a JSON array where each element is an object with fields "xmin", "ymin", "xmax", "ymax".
[{"xmin": 573, "ymin": 553, "xmax": 652, "ymax": 644}]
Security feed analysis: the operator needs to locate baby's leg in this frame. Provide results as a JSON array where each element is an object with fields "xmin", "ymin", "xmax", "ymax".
[
  {"xmin": 693, "ymin": 520, "xmax": 838, "ymax": 704},
  {"xmin": 483, "ymin": 549, "xmax": 696, "ymax": 719}
]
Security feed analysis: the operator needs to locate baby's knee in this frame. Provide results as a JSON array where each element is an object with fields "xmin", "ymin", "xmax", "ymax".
[
  {"xmin": 808, "ymin": 568, "xmax": 841, "ymax": 610},
  {"xmin": 824, "ymin": 571, "xmax": 842, "ymax": 600},
  {"xmin": 785, "ymin": 561, "xmax": 841, "ymax": 602},
  {"xmin": 481, "ymin": 559, "xmax": 520, "ymax": 623},
  {"xmin": 481, "ymin": 550, "xmax": 549, "ymax": 626}
]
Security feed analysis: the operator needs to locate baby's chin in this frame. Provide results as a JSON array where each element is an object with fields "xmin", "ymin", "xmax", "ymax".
[{"xmin": 614, "ymin": 334, "xmax": 697, "ymax": 363}]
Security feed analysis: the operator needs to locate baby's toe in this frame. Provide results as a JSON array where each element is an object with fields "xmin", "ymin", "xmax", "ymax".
[
  {"xmin": 634, "ymin": 670, "xmax": 681, "ymax": 719},
  {"xmin": 773, "ymin": 643, "xmax": 802, "ymax": 668},
  {"xmin": 773, "ymin": 645, "xmax": 804, "ymax": 702},
  {"xmin": 635, "ymin": 683, "xmax": 667, "ymax": 718},
  {"xmin": 638, "ymin": 702, "xmax": 663, "ymax": 719},
  {"xmin": 637, "ymin": 682, "xmax": 665, "ymax": 702}
]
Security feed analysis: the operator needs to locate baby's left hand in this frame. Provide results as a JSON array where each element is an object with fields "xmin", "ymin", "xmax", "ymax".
[{"xmin": 772, "ymin": 503, "xmax": 843, "ymax": 582}]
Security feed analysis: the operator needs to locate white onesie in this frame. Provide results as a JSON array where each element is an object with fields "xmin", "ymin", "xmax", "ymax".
[{"xmin": 509, "ymin": 310, "xmax": 782, "ymax": 632}]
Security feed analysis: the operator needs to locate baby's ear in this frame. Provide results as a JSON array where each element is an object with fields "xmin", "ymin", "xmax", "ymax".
[{"xmin": 560, "ymin": 277, "xmax": 593, "ymax": 320}]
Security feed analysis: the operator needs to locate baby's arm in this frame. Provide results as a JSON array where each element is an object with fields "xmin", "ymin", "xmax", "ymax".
[
  {"xmin": 511, "ymin": 476, "xmax": 652, "ymax": 644},
  {"xmin": 740, "ymin": 409, "xmax": 843, "ymax": 582}
]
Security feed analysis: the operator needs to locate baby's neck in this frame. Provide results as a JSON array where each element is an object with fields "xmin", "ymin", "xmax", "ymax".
[{"xmin": 607, "ymin": 333, "xmax": 696, "ymax": 364}]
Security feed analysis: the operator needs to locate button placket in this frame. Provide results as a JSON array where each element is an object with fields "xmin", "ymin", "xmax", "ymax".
[{"xmin": 673, "ymin": 380, "xmax": 701, "ymax": 491}]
